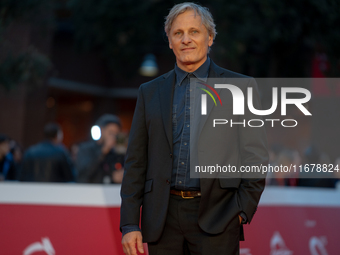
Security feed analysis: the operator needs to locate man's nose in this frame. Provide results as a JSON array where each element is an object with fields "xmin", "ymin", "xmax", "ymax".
[{"xmin": 181, "ymin": 33, "xmax": 192, "ymax": 44}]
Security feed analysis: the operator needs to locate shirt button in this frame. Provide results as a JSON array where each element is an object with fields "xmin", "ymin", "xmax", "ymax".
[
  {"xmin": 184, "ymin": 142, "xmax": 187, "ymax": 145},
  {"xmin": 188, "ymin": 107, "xmax": 191, "ymax": 109},
  {"xmin": 166, "ymin": 179, "xmax": 170, "ymax": 185},
  {"xmin": 189, "ymin": 89, "xmax": 192, "ymax": 92},
  {"xmin": 187, "ymin": 124, "xmax": 190, "ymax": 127},
  {"xmin": 178, "ymin": 181, "xmax": 182, "ymax": 184},
  {"xmin": 181, "ymin": 162, "xmax": 184, "ymax": 165}
]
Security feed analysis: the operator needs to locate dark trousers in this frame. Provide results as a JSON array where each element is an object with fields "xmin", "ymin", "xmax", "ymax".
[{"xmin": 147, "ymin": 194, "xmax": 240, "ymax": 255}]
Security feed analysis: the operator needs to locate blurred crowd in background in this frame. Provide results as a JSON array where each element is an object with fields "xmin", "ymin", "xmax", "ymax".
[
  {"xmin": 0, "ymin": 114, "xmax": 126, "ymax": 184},
  {"xmin": 266, "ymin": 144, "xmax": 340, "ymax": 188},
  {"xmin": 1, "ymin": 114, "xmax": 340, "ymax": 188}
]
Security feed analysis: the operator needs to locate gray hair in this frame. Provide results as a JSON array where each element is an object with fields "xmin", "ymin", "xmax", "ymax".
[{"xmin": 164, "ymin": 2, "xmax": 217, "ymax": 40}]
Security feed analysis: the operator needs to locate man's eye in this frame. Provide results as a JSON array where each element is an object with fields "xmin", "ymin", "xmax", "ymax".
[
  {"xmin": 192, "ymin": 30, "xmax": 198, "ymax": 33},
  {"xmin": 175, "ymin": 32, "xmax": 181, "ymax": 35}
]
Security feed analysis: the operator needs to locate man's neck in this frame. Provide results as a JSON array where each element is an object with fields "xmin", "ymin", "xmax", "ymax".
[{"xmin": 176, "ymin": 56, "xmax": 207, "ymax": 73}]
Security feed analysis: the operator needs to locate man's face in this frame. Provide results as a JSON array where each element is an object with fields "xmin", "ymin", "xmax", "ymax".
[
  {"xmin": 168, "ymin": 9, "xmax": 213, "ymax": 72},
  {"xmin": 100, "ymin": 123, "xmax": 120, "ymax": 148}
]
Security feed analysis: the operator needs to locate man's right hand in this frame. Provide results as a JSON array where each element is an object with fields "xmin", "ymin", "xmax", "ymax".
[{"xmin": 121, "ymin": 231, "xmax": 144, "ymax": 255}]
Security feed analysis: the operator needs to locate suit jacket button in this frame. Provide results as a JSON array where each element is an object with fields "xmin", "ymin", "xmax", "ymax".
[
  {"xmin": 166, "ymin": 179, "xmax": 170, "ymax": 185},
  {"xmin": 169, "ymin": 153, "xmax": 173, "ymax": 158}
]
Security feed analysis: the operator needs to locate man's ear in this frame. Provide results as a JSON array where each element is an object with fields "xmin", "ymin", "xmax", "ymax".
[
  {"xmin": 208, "ymin": 34, "xmax": 213, "ymax": 47},
  {"xmin": 166, "ymin": 33, "xmax": 172, "ymax": 49},
  {"xmin": 168, "ymin": 37, "xmax": 173, "ymax": 49}
]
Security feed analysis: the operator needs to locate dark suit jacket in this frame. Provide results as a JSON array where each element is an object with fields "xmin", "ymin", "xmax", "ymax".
[
  {"xmin": 120, "ymin": 60, "xmax": 269, "ymax": 243},
  {"xmin": 20, "ymin": 141, "xmax": 74, "ymax": 182}
]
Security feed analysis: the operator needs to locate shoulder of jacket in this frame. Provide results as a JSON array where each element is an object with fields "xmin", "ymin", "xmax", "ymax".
[
  {"xmin": 217, "ymin": 67, "xmax": 251, "ymax": 79},
  {"xmin": 139, "ymin": 69, "xmax": 174, "ymax": 90},
  {"xmin": 25, "ymin": 142, "xmax": 44, "ymax": 155},
  {"xmin": 223, "ymin": 69, "xmax": 251, "ymax": 79}
]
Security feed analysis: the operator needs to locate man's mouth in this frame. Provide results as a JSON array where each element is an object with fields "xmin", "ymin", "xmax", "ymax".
[{"xmin": 181, "ymin": 47, "xmax": 195, "ymax": 51}]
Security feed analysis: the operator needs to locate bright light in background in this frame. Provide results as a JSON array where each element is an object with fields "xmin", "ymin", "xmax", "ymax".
[
  {"xmin": 91, "ymin": 125, "xmax": 101, "ymax": 140},
  {"xmin": 139, "ymin": 54, "xmax": 158, "ymax": 77}
]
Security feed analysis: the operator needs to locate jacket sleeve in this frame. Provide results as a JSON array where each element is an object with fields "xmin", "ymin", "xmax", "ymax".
[
  {"xmin": 121, "ymin": 224, "xmax": 142, "ymax": 237},
  {"xmin": 237, "ymin": 77, "xmax": 269, "ymax": 223},
  {"xmin": 120, "ymin": 85, "xmax": 148, "ymax": 232}
]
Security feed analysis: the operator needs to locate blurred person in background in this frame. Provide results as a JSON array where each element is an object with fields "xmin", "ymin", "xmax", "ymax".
[
  {"xmin": 19, "ymin": 123, "xmax": 75, "ymax": 182},
  {"xmin": 266, "ymin": 144, "xmax": 284, "ymax": 185},
  {"xmin": 268, "ymin": 144, "xmax": 284, "ymax": 166},
  {"xmin": 76, "ymin": 114, "xmax": 125, "ymax": 184},
  {"xmin": 266, "ymin": 149, "xmax": 299, "ymax": 186},
  {"xmin": 0, "ymin": 134, "xmax": 17, "ymax": 181},
  {"xmin": 9, "ymin": 140, "xmax": 24, "ymax": 178}
]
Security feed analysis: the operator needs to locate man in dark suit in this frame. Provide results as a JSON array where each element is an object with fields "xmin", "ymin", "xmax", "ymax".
[
  {"xmin": 20, "ymin": 123, "xmax": 75, "ymax": 182},
  {"xmin": 120, "ymin": 2, "xmax": 268, "ymax": 255}
]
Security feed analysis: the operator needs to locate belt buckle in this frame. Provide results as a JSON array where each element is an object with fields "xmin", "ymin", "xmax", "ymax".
[{"xmin": 181, "ymin": 191, "xmax": 194, "ymax": 199}]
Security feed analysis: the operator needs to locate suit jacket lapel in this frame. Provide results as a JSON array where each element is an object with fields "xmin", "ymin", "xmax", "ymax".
[{"xmin": 159, "ymin": 70, "xmax": 176, "ymax": 152}]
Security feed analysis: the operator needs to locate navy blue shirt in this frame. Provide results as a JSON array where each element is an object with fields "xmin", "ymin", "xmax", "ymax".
[{"xmin": 171, "ymin": 57, "xmax": 210, "ymax": 190}]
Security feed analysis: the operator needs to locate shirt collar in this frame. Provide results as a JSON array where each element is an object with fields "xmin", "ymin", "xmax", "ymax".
[{"xmin": 174, "ymin": 56, "xmax": 210, "ymax": 86}]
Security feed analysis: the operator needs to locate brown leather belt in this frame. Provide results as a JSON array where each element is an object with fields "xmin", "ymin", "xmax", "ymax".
[{"xmin": 170, "ymin": 189, "xmax": 201, "ymax": 199}]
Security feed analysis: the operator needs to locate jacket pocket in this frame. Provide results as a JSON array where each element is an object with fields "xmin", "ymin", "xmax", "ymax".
[{"xmin": 144, "ymin": 179, "xmax": 153, "ymax": 193}]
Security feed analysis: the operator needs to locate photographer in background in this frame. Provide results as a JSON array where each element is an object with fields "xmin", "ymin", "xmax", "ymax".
[{"xmin": 76, "ymin": 114, "xmax": 124, "ymax": 184}]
